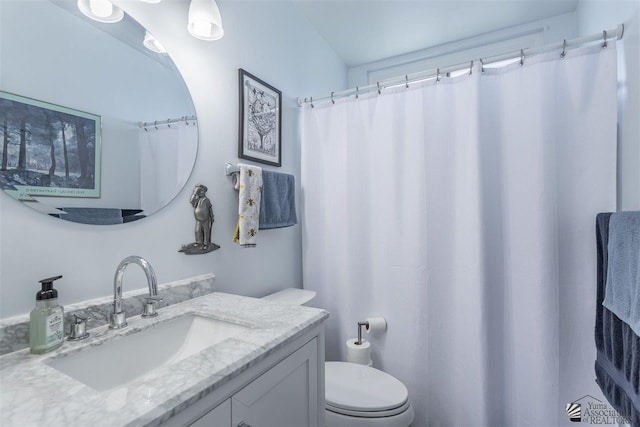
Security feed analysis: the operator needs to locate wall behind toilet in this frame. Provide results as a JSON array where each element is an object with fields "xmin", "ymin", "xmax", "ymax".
[{"xmin": 0, "ymin": 0, "xmax": 347, "ymax": 318}]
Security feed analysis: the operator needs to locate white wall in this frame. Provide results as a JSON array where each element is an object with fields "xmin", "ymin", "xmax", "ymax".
[
  {"xmin": 0, "ymin": 0, "xmax": 346, "ymax": 318},
  {"xmin": 576, "ymin": 0, "xmax": 640, "ymax": 211}
]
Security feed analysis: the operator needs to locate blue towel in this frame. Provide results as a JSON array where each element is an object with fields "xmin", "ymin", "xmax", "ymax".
[
  {"xmin": 594, "ymin": 213, "xmax": 640, "ymax": 426},
  {"xmin": 603, "ymin": 211, "xmax": 640, "ymax": 336},
  {"xmin": 59, "ymin": 207, "xmax": 124, "ymax": 225},
  {"xmin": 259, "ymin": 170, "xmax": 297, "ymax": 229}
]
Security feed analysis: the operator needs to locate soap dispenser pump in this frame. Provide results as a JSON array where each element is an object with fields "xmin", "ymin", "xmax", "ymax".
[{"xmin": 29, "ymin": 275, "xmax": 64, "ymax": 354}]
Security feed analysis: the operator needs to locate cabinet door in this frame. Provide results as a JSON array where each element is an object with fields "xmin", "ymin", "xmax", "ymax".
[
  {"xmin": 231, "ymin": 339, "xmax": 318, "ymax": 427},
  {"xmin": 189, "ymin": 399, "xmax": 231, "ymax": 427}
]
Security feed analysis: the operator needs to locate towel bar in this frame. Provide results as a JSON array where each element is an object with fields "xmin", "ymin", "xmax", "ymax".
[{"xmin": 225, "ymin": 162, "xmax": 239, "ymax": 176}]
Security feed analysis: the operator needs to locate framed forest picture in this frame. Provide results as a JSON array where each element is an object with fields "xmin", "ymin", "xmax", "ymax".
[
  {"xmin": 238, "ymin": 69, "xmax": 282, "ymax": 167},
  {"xmin": 0, "ymin": 91, "xmax": 102, "ymax": 200}
]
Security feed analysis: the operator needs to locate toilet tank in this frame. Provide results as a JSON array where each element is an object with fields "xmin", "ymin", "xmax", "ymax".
[{"xmin": 261, "ymin": 288, "xmax": 316, "ymax": 306}]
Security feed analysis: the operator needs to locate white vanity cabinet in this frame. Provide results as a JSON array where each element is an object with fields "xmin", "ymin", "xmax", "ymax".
[
  {"xmin": 190, "ymin": 400, "xmax": 231, "ymax": 426},
  {"xmin": 166, "ymin": 326, "xmax": 325, "ymax": 427},
  {"xmin": 231, "ymin": 338, "xmax": 318, "ymax": 427}
]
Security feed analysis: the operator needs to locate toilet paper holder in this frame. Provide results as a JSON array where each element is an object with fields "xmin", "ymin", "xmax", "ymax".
[
  {"xmin": 355, "ymin": 320, "xmax": 368, "ymax": 345},
  {"xmin": 355, "ymin": 317, "xmax": 387, "ymax": 345}
]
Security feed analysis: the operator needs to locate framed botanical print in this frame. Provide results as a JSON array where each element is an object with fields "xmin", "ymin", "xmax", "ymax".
[{"xmin": 238, "ymin": 69, "xmax": 281, "ymax": 167}]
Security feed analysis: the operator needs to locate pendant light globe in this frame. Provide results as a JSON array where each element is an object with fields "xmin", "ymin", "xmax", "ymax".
[
  {"xmin": 188, "ymin": 0, "xmax": 224, "ymax": 41},
  {"xmin": 77, "ymin": 0, "xmax": 124, "ymax": 23}
]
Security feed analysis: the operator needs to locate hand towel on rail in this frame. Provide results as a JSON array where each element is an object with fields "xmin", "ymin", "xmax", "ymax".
[
  {"xmin": 603, "ymin": 211, "xmax": 640, "ymax": 336},
  {"xmin": 233, "ymin": 164, "xmax": 262, "ymax": 248},
  {"xmin": 259, "ymin": 170, "xmax": 297, "ymax": 229}
]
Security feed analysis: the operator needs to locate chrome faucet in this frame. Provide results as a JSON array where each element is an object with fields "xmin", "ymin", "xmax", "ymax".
[{"xmin": 109, "ymin": 256, "xmax": 159, "ymax": 329}]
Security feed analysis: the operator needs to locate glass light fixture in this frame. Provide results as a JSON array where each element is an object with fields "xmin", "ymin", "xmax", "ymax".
[
  {"xmin": 188, "ymin": 0, "xmax": 224, "ymax": 41},
  {"xmin": 77, "ymin": 0, "xmax": 124, "ymax": 23},
  {"xmin": 143, "ymin": 31, "xmax": 168, "ymax": 54},
  {"xmin": 139, "ymin": 0, "xmax": 161, "ymax": 3}
]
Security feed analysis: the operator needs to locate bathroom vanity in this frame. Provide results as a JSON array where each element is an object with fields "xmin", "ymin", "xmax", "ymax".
[{"xmin": 0, "ymin": 292, "xmax": 328, "ymax": 427}]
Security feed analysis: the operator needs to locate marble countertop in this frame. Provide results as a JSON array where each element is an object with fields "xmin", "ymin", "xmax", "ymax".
[{"xmin": 0, "ymin": 292, "xmax": 328, "ymax": 427}]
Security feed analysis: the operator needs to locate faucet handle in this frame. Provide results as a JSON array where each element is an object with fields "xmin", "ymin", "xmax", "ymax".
[
  {"xmin": 73, "ymin": 313, "xmax": 92, "ymax": 323},
  {"xmin": 142, "ymin": 296, "xmax": 163, "ymax": 318},
  {"xmin": 68, "ymin": 314, "xmax": 91, "ymax": 341}
]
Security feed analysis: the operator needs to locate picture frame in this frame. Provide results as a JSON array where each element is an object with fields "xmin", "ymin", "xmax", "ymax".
[
  {"xmin": 238, "ymin": 69, "xmax": 282, "ymax": 167},
  {"xmin": 0, "ymin": 91, "xmax": 102, "ymax": 198}
]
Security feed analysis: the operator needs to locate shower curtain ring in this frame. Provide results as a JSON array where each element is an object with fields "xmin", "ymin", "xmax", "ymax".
[
  {"xmin": 377, "ymin": 82, "xmax": 381, "ymax": 95},
  {"xmin": 154, "ymin": 120, "xmax": 158, "ymax": 130},
  {"xmin": 405, "ymin": 75, "xmax": 409, "ymax": 88},
  {"xmin": 520, "ymin": 49, "xmax": 525, "ymax": 66},
  {"xmin": 480, "ymin": 58, "xmax": 485, "ymax": 73},
  {"xmin": 436, "ymin": 68, "xmax": 441, "ymax": 83},
  {"xmin": 469, "ymin": 60, "xmax": 473, "ymax": 75},
  {"xmin": 310, "ymin": 97, "xmax": 314, "ymax": 108},
  {"xmin": 602, "ymin": 30, "xmax": 608, "ymax": 48},
  {"xmin": 331, "ymin": 92, "xmax": 335, "ymax": 104},
  {"xmin": 355, "ymin": 86, "xmax": 359, "ymax": 99},
  {"xmin": 561, "ymin": 39, "xmax": 567, "ymax": 58}
]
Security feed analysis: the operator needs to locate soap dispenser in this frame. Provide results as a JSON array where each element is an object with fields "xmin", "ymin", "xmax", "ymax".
[{"xmin": 29, "ymin": 275, "xmax": 64, "ymax": 354}]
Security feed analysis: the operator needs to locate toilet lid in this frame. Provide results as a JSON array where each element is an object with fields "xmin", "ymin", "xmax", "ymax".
[{"xmin": 325, "ymin": 362, "xmax": 408, "ymax": 412}]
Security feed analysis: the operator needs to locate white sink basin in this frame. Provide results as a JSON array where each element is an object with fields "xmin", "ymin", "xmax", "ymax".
[{"xmin": 47, "ymin": 314, "xmax": 249, "ymax": 391}]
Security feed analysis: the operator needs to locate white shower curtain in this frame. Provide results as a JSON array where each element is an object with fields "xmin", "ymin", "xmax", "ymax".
[
  {"xmin": 301, "ymin": 45, "xmax": 617, "ymax": 426},
  {"xmin": 139, "ymin": 124, "xmax": 197, "ymax": 213}
]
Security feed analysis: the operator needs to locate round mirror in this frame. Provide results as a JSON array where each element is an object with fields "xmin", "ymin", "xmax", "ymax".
[{"xmin": 0, "ymin": 0, "xmax": 197, "ymax": 225}]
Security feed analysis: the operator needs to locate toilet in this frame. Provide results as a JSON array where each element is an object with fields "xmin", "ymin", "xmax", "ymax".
[{"xmin": 262, "ymin": 289, "xmax": 415, "ymax": 427}]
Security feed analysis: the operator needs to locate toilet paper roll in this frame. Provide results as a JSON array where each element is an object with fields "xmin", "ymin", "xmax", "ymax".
[
  {"xmin": 346, "ymin": 338, "xmax": 372, "ymax": 367},
  {"xmin": 365, "ymin": 317, "xmax": 387, "ymax": 334}
]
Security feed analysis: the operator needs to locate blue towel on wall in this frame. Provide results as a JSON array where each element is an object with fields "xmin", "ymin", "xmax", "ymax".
[
  {"xmin": 259, "ymin": 170, "xmax": 297, "ymax": 229},
  {"xmin": 603, "ymin": 211, "xmax": 640, "ymax": 336}
]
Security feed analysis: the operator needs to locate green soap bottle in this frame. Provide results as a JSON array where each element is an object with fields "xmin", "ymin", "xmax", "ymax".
[{"xmin": 29, "ymin": 275, "xmax": 64, "ymax": 354}]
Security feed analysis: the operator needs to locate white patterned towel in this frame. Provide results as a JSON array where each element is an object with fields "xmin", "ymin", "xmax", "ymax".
[{"xmin": 233, "ymin": 163, "xmax": 263, "ymax": 247}]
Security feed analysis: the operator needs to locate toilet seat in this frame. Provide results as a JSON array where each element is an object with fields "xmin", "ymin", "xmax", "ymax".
[
  {"xmin": 325, "ymin": 362, "xmax": 410, "ymax": 418},
  {"xmin": 325, "ymin": 408, "xmax": 414, "ymax": 427},
  {"xmin": 326, "ymin": 399, "xmax": 411, "ymax": 418}
]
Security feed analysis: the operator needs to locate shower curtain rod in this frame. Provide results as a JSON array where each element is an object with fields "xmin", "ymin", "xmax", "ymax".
[
  {"xmin": 139, "ymin": 115, "xmax": 197, "ymax": 130},
  {"xmin": 297, "ymin": 24, "xmax": 624, "ymax": 107}
]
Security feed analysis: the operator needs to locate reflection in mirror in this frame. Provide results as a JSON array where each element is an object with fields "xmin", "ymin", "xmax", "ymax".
[{"xmin": 0, "ymin": 0, "xmax": 198, "ymax": 225}]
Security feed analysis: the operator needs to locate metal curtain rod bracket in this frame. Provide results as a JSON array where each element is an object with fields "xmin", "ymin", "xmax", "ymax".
[{"xmin": 298, "ymin": 24, "xmax": 623, "ymax": 108}]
